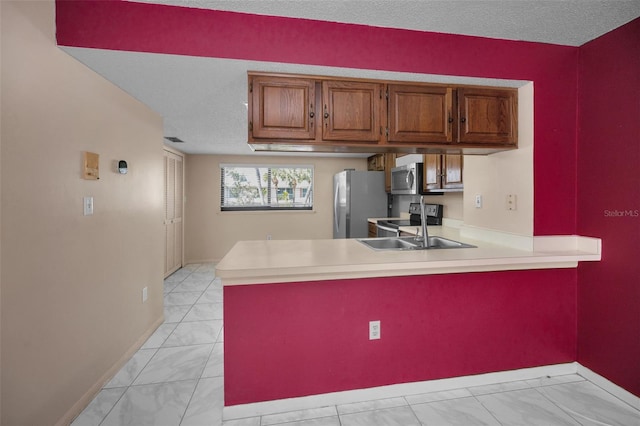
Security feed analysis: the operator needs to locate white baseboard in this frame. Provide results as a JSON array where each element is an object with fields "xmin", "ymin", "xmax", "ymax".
[
  {"xmin": 58, "ymin": 315, "xmax": 165, "ymax": 426},
  {"xmin": 223, "ymin": 362, "xmax": 640, "ymax": 420},
  {"xmin": 223, "ymin": 363, "xmax": 578, "ymax": 420},
  {"xmin": 577, "ymin": 364, "xmax": 640, "ymax": 411}
]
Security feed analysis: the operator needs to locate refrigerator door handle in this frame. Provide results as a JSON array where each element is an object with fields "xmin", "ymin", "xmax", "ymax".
[{"xmin": 334, "ymin": 179, "xmax": 340, "ymax": 234}]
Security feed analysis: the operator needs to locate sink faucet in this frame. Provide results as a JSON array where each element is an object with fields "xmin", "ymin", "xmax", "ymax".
[{"xmin": 416, "ymin": 196, "xmax": 430, "ymax": 248}]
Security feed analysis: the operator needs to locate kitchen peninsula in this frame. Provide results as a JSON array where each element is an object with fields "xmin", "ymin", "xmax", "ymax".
[{"xmin": 218, "ymin": 230, "xmax": 601, "ymax": 413}]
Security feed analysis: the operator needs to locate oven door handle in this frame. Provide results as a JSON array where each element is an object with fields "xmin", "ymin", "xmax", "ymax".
[
  {"xmin": 376, "ymin": 224, "xmax": 398, "ymax": 233},
  {"xmin": 376, "ymin": 223, "xmax": 401, "ymax": 237}
]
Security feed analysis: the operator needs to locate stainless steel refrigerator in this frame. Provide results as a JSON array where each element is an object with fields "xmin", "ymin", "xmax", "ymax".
[{"xmin": 333, "ymin": 170, "xmax": 388, "ymax": 238}]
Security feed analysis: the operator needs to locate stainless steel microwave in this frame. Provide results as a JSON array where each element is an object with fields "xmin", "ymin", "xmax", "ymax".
[{"xmin": 391, "ymin": 163, "xmax": 423, "ymax": 195}]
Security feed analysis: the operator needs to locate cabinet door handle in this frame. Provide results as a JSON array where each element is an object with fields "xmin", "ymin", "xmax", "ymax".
[
  {"xmin": 324, "ymin": 105, "xmax": 329, "ymax": 119},
  {"xmin": 460, "ymin": 117, "xmax": 466, "ymax": 123},
  {"xmin": 448, "ymin": 116, "xmax": 453, "ymax": 123},
  {"xmin": 309, "ymin": 111, "xmax": 315, "ymax": 118}
]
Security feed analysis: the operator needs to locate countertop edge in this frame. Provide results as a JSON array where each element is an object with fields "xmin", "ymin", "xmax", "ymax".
[{"xmin": 216, "ymin": 229, "xmax": 602, "ymax": 286}]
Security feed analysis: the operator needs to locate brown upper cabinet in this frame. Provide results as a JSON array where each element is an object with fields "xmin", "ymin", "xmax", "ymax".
[
  {"xmin": 250, "ymin": 75, "xmax": 317, "ymax": 140},
  {"xmin": 248, "ymin": 72, "xmax": 518, "ymax": 154},
  {"xmin": 457, "ymin": 87, "xmax": 517, "ymax": 145},
  {"xmin": 367, "ymin": 153, "xmax": 397, "ymax": 192},
  {"xmin": 322, "ymin": 81, "xmax": 383, "ymax": 142},
  {"xmin": 388, "ymin": 84, "xmax": 454, "ymax": 144},
  {"xmin": 423, "ymin": 154, "xmax": 463, "ymax": 192}
]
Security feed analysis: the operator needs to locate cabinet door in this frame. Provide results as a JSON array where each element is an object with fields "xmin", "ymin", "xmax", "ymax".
[
  {"xmin": 384, "ymin": 153, "xmax": 396, "ymax": 193},
  {"xmin": 442, "ymin": 154, "xmax": 463, "ymax": 189},
  {"xmin": 457, "ymin": 88, "xmax": 517, "ymax": 145},
  {"xmin": 367, "ymin": 154, "xmax": 384, "ymax": 171},
  {"xmin": 322, "ymin": 81, "xmax": 382, "ymax": 142},
  {"xmin": 388, "ymin": 84, "xmax": 453, "ymax": 143},
  {"xmin": 423, "ymin": 154, "xmax": 463, "ymax": 191},
  {"xmin": 422, "ymin": 154, "xmax": 442, "ymax": 191},
  {"xmin": 250, "ymin": 76, "xmax": 316, "ymax": 140}
]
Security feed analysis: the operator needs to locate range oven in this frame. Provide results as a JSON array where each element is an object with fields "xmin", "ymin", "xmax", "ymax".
[{"xmin": 376, "ymin": 202, "xmax": 443, "ymax": 237}]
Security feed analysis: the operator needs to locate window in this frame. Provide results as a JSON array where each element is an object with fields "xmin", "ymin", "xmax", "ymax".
[{"xmin": 220, "ymin": 165, "xmax": 313, "ymax": 211}]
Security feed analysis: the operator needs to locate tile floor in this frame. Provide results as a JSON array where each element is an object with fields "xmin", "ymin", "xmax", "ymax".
[{"xmin": 72, "ymin": 263, "xmax": 640, "ymax": 426}]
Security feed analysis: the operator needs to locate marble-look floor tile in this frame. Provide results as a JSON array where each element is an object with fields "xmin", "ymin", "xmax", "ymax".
[
  {"xmin": 133, "ymin": 344, "xmax": 213, "ymax": 385},
  {"xmin": 183, "ymin": 303, "xmax": 223, "ymax": 321},
  {"xmin": 526, "ymin": 374, "xmax": 585, "ymax": 388},
  {"xmin": 411, "ymin": 396, "xmax": 501, "ymax": 425},
  {"xmin": 165, "ymin": 269, "xmax": 192, "ymax": 283},
  {"xmin": 101, "ymin": 380, "xmax": 197, "ymax": 426},
  {"xmin": 104, "ymin": 349, "xmax": 157, "ymax": 388},
  {"xmin": 537, "ymin": 381, "xmax": 640, "ymax": 426},
  {"xmin": 188, "ymin": 271, "xmax": 216, "ymax": 281},
  {"xmin": 162, "ymin": 320, "xmax": 222, "ymax": 347},
  {"xmin": 164, "ymin": 291, "xmax": 203, "ymax": 306},
  {"xmin": 270, "ymin": 417, "xmax": 341, "ymax": 426},
  {"xmin": 477, "ymin": 388, "xmax": 581, "ymax": 425},
  {"xmin": 164, "ymin": 305, "xmax": 191, "ymax": 323},
  {"xmin": 71, "ymin": 387, "xmax": 127, "ymax": 426},
  {"xmin": 164, "ymin": 281, "xmax": 180, "ymax": 294},
  {"xmin": 201, "ymin": 342, "xmax": 224, "ymax": 378},
  {"xmin": 337, "ymin": 397, "xmax": 407, "ymax": 415},
  {"xmin": 182, "ymin": 263, "xmax": 203, "ymax": 271},
  {"xmin": 141, "ymin": 323, "xmax": 178, "ymax": 349},
  {"xmin": 404, "ymin": 388, "xmax": 472, "ymax": 405},
  {"xmin": 173, "ymin": 279, "xmax": 212, "ymax": 293},
  {"xmin": 340, "ymin": 406, "xmax": 421, "ymax": 426},
  {"xmin": 180, "ymin": 377, "xmax": 224, "ymax": 426},
  {"xmin": 468, "ymin": 380, "xmax": 531, "ymax": 395},
  {"xmin": 222, "ymin": 418, "xmax": 260, "ymax": 426},
  {"xmin": 262, "ymin": 406, "xmax": 338, "ymax": 425},
  {"xmin": 196, "ymin": 288, "xmax": 223, "ymax": 304}
]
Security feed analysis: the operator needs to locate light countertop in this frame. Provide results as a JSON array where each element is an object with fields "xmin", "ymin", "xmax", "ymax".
[{"xmin": 216, "ymin": 224, "xmax": 601, "ymax": 285}]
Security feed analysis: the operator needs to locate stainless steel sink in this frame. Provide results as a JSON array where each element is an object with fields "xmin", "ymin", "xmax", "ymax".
[
  {"xmin": 426, "ymin": 236, "xmax": 476, "ymax": 249},
  {"xmin": 357, "ymin": 236, "xmax": 476, "ymax": 251}
]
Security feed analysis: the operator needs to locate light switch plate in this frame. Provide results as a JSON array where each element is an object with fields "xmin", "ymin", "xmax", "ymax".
[
  {"xmin": 475, "ymin": 194, "xmax": 483, "ymax": 208},
  {"xmin": 83, "ymin": 196, "xmax": 94, "ymax": 216}
]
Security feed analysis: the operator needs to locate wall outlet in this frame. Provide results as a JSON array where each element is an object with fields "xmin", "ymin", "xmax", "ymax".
[
  {"xmin": 475, "ymin": 194, "xmax": 483, "ymax": 209},
  {"xmin": 369, "ymin": 320, "xmax": 381, "ymax": 340},
  {"xmin": 142, "ymin": 286, "xmax": 148, "ymax": 303},
  {"xmin": 507, "ymin": 194, "xmax": 517, "ymax": 211},
  {"xmin": 266, "ymin": 234, "xmax": 272, "ymax": 240}
]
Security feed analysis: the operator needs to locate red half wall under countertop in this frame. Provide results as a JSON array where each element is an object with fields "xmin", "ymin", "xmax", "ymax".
[
  {"xmin": 577, "ymin": 18, "xmax": 640, "ymax": 398},
  {"xmin": 55, "ymin": 0, "xmax": 579, "ymax": 236},
  {"xmin": 224, "ymin": 269, "xmax": 577, "ymax": 405}
]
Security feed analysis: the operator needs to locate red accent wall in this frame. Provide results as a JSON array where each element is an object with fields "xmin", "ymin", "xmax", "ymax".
[
  {"xmin": 224, "ymin": 270, "xmax": 577, "ymax": 405},
  {"xmin": 55, "ymin": 0, "xmax": 579, "ymax": 235},
  {"xmin": 576, "ymin": 18, "xmax": 640, "ymax": 397},
  {"xmin": 57, "ymin": 0, "xmax": 640, "ymax": 402}
]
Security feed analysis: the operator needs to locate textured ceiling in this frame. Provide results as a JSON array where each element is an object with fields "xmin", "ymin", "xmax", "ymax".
[
  {"xmin": 134, "ymin": 0, "xmax": 640, "ymax": 47},
  {"xmin": 63, "ymin": 1, "xmax": 640, "ymax": 156}
]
